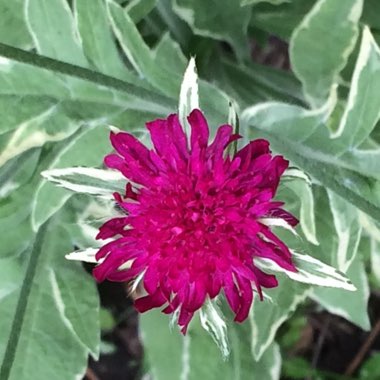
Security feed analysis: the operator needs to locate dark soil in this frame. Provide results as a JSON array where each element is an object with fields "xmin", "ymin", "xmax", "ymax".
[
  {"xmin": 85, "ymin": 281, "xmax": 142, "ymax": 380},
  {"xmin": 309, "ymin": 293, "xmax": 380, "ymax": 377}
]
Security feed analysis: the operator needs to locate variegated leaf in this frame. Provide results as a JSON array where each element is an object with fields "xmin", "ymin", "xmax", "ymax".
[
  {"xmin": 255, "ymin": 251, "xmax": 356, "ymax": 291},
  {"xmin": 290, "ymin": 0, "xmax": 363, "ymax": 106},
  {"xmin": 179, "ymin": 58, "xmax": 199, "ymax": 138},
  {"xmin": 41, "ymin": 167, "xmax": 125, "ymax": 197}
]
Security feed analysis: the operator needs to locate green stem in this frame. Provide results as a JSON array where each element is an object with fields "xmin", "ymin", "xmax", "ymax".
[
  {"xmin": 0, "ymin": 42, "xmax": 175, "ymax": 110},
  {"xmin": 0, "ymin": 222, "xmax": 48, "ymax": 380}
]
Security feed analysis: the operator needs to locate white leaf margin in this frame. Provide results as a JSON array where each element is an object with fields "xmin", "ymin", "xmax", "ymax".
[
  {"xmin": 179, "ymin": 57, "xmax": 199, "ymax": 138},
  {"xmin": 65, "ymin": 247, "xmax": 99, "ymax": 263},
  {"xmin": 41, "ymin": 166, "xmax": 125, "ymax": 196},
  {"xmin": 249, "ymin": 287, "xmax": 310, "ymax": 360},
  {"xmin": 283, "ymin": 167, "xmax": 312, "ymax": 185},
  {"xmin": 255, "ymin": 250, "xmax": 356, "ymax": 291},
  {"xmin": 199, "ymin": 298, "xmax": 230, "ymax": 359},
  {"xmin": 332, "ymin": 25, "xmax": 380, "ymax": 140}
]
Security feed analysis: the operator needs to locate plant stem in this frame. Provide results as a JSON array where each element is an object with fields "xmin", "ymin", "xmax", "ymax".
[
  {"xmin": 0, "ymin": 43, "xmax": 175, "ymax": 110},
  {"xmin": 345, "ymin": 318, "xmax": 380, "ymax": 376}
]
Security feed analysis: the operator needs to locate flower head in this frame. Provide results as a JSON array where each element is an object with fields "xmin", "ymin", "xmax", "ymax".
[{"xmin": 94, "ymin": 109, "xmax": 297, "ymax": 333}]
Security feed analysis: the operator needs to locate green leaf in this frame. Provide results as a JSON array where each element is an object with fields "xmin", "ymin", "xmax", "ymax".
[
  {"xmin": 0, "ymin": 44, "xmax": 175, "ymax": 113},
  {"xmin": 282, "ymin": 357, "xmax": 314, "ymax": 379},
  {"xmin": 0, "ymin": 60, "xmax": 69, "ymax": 99},
  {"xmin": 242, "ymin": 103, "xmax": 380, "ymax": 222},
  {"xmin": 285, "ymin": 179, "xmax": 318, "ymax": 245},
  {"xmin": 199, "ymin": 299, "xmax": 229, "ymax": 358},
  {"xmin": 154, "ymin": 0, "xmax": 192, "ymax": 47},
  {"xmin": 304, "ymin": 189, "xmax": 370, "ymax": 330},
  {"xmin": 342, "ymin": 148, "xmax": 380, "ymax": 181},
  {"xmin": 173, "ymin": 0, "xmax": 251, "ymax": 60},
  {"xmin": 362, "ymin": 0, "xmax": 380, "ymax": 29},
  {"xmin": 74, "ymin": 0, "xmax": 133, "ymax": 79},
  {"xmin": 256, "ymin": 251, "xmax": 356, "ymax": 291},
  {"xmin": 106, "ymin": 17, "xmax": 229, "ymax": 126},
  {"xmin": 152, "ymin": 33, "xmax": 230, "ymax": 129},
  {"xmin": 332, "ymin": 27, "xmax": 380, "ymax": 149},
  {"xmin": 359, "ymin": 212, "xmax": 380, "ymax": 241},
  {"xmin": 327, "ymin": 191, "xmax": 362, "ymax": 271},
  {"xmin": 99, "ymin": 307, "xmax": 116, "ymax": 331},
  {"xmin": 0, "ymin": 183, "xmax": 35, "ymax": 259},
  {"xmin": 140, "ymin": 311, "xmax": 182, "ymax": 380},
  {"xmin": 0, "ymin": 149, "xmax": 40, "ymax": 198},
  {"xmin": 107, "ymin": 0, "xmax": 179, "ymax": 96},
  {"xmin": 312, "ymin": 251, "xmax": 370, "ymax": 331},
  {"xmin": 41, "ymin": 167, "xmax": 125, "ymax": 196},
  {"xmin": 126, "ymin": 0, "xmax": 157, "ymax": 23},
  {"xmin": 217, "ymin": 60, "xmax": 305, "ymax": 107},
  {"xmin": 283, "ymin": 167, "xmax": 312, "ymax": 183},
  {"xmin": 360, "ymin": 353, "xmax": 380, "ymax": 380},
  {"xmin": 0, "ymin": 0, "xmax": 33, "ymax": 49},
  {"xmin": 0, "ymin": 58, "xmax": 155, "ymax": 123},
  {"xmin": 250, "ymin": 275, "xmax": 309, "ymax": 359},
  {"xmin": 0, "ymin": 217, "xmax": 100, "ymax": 380},
  {"xmin": 242, "ymin": 0, "xmax": 289, "ymax": 5},
  {"xmin": 25, "ymin": 0, "xmax": 88, "ymax": 66},
  {"xmin": 370, "ymin": 239, "xmax": 380, "ymax": 284},
  {"xmin": 32, "ymin": 125, "xmax": 111, "ymax": 231},
  {"xmin": 54, "ymin": 212, "xmax": 100, "ymax": 356},
  {"xmin": 0, "ymin": 27, "xmax": 226, "ymax": 126},
  {"xmin": 280, "ymin": 133, "xmax": 380, "ymax": 220},
  {"xmin": 249, "ymin": 0, "xmax": 315, "ymax": 41},
  {"xmin": 141, "ymin": 308, "xmax": 282, "ymax": 379},
  {"xmin": 0, "ymin": 96, "xmax": 57, "ymax": 135},
  {"xmin": 0, "ymin": 67, "xmax": 128, "ymax": 114},
  {"xmin": 290, "ymin": 0, "xmax": 363, "ymax": 106},
  {"xmin": 153, "ymin": 32, "xmax": 187, "ymax": 76},
  {"xmin": 0, "ymin": 105, "xmax": 79, "ymax": 167},
  {"xmin": 241, "ymin": 100, "xmax": 330, "ymax": 142},
  {"xmin": 66, "ymin": 248, "xmax": 99, "ymax": 264}
]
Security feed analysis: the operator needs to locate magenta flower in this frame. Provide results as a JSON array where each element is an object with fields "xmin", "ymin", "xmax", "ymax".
[{"xmin": 94, "ymin": 109, "xmax": 297, "ymax": 333}]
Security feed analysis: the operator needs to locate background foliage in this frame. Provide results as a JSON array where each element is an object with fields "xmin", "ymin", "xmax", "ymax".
[{"xmin": 0, "ymin": 0, "xmax": 380, "ymax": 379}]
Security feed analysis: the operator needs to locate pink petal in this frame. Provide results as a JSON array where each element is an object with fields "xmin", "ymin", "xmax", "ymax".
[
  {"xmin": 223, "ymin": 272, "xmax": 240, "ymax": 314},
  {"xmin": 236, "ymin": 139, "xmax": 270, "ymax": 170},
  {"xmin": 253, "ymin": 238, "xmax": 296, "ymax": 272},
  {"xmin": 169, "ymin": 114, "xmax": 188, "ymax": 159},
  {"xmin": 269, "ymin": 208, "xmax": 299, "ymax": 227},
  {"xmin": 93, "ymin": 112, "xmax": 297, "ymax": 332},
  {"xmin": 134, "ymin": 289, "xmax": 167, "ymax": 312},
  {"xmin": 104, "ymin": 153, "xmax": 154, "ymax": 186},
  {"xmin": 234, "ymin": 276, "xmax": 253, "ymax": 323},
  {"xmin": 188, "ymin": 109, "xmax": 209, "ymax": 150},
  {"xmin": 143, "ymin": 263, "xmax": 160, "ymax": 294},
  {"xmin": 253, "ymin": 267, "xmax": 278, "ymax": 288},
  {"xmin": 95, "ymin": 237, "xmax": 134, "ymax": 259},
  {"xmin": 107, "ymin": 265, "xmax": 145, "ymax": 282},
  {"xmin": 207, "ymin": 273, "xmax": 223, "ymax": 298},
  {"xmin": 146, "ymin": 114, "xmax": 188, "ymax": 168},
  {"xmin": 178, "ymin": 308, "xmax": 194, "ymax": 334},
  {"xmin": 96, "ymin": 217, "xmax": 129, "ymax": 239},
  {"xmin": 185, "ymin": 281, "xmax": 207, "ymax": 312},
  {"xmin": 260, "ymin": 156, "xmax": 289, "ymax": 194},
  {"xmin": 93, "ymin": 249, "xmax": 138, "ymax": 282},
  {"xmin": 110, "ymin": 132, "xmax": 155, "ymax": 172},
  {"xmin": 125, "ymin": 182, "xmax": 138, "ymax": 200},
  {"xmin": 208, "ymin": 124, "xmax": 233, "ymax": 161}
]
